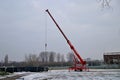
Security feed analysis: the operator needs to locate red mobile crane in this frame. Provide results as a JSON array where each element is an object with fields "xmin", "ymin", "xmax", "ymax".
[{"xmin": 46, "ymin": 9, "xmax": 88, "ymax": 71}]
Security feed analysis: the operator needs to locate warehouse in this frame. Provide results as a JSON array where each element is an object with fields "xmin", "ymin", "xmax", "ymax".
[{"xmin": 104, "ymin": 52, "xmax": 120, "ymax": 64}]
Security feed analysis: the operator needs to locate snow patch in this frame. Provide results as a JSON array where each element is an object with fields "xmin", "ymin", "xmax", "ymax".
[{"xmin": 15, "ymin": 69, "xmax": 120, "ymax": 80}]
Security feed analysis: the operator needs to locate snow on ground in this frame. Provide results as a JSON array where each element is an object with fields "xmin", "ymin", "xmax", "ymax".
[
  {"xmin": 0, "ymin": 72, "xmax": 28, "ymax": 79},
  {"xmin": 16, "ymin": 69, "xmax": 120, "ymax": 80}
]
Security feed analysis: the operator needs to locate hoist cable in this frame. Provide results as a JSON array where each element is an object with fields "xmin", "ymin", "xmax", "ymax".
[{"xmin": 45, "ymin": 13, "xmax": 47, "ymax": 52}]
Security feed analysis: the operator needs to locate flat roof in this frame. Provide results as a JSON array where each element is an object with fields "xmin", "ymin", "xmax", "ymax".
[{"xmin": 104, "ymin": 52, "xmax": 120, "ymax": 55}]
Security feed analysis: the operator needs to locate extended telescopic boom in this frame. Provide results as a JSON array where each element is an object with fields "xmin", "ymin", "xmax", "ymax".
[{"xmin": 46, "ymin": 9, "xmax": 86, "ymax": 70}]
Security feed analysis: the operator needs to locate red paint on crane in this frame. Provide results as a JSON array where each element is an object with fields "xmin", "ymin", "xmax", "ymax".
[{"xmin": 46, "ymin": 9, "xmax": 88, "ymax": 71}]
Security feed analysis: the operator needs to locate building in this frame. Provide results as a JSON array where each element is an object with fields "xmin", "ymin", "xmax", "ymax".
[{"xmin": 104, "ymin": 52, "xmax": 120, "ymax": 64}]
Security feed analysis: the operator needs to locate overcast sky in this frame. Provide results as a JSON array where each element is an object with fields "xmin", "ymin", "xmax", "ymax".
[{"xmin": 0, "ymin": 0, "xmax": 120, "ymax": 61}]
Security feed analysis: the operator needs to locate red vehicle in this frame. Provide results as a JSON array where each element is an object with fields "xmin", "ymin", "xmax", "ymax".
[{"xmin": 46, "ymin": 9, "xmax": 88, "ymax": 71}]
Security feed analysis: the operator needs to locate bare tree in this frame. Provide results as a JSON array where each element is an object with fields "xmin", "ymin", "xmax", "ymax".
[
  {"xmin": 4, "ymin": 54, "xmax": 8, "ymax": 66},
  {"xmin": 57, "ymin": 53, "xmax": 61, "ymax": 62},
  {"xmin": 25, "ymin": 54, "xmax": 39, "ymax": 66},
  {"xmin": 67, "ymin": 52, "xmax": 74, "ymax": 62},
  {"xmin": 61, "ymin": 54, "xmax": 65, "ymax": 63},
  {"xmin": 49, "ymin": 52, "xmax": 56, "ymax": 63},
  {"xmin": 97, "ymin": 0, "xmax": 112, "ymax": 8},
  {"xmin": 39, "ymin": 51, "xmax": 49, "ymax": 63}
]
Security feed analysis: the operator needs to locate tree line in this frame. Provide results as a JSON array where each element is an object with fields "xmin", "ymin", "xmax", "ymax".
[{"xmin": 0, "ymin": 51, "xmax": 74, "ymax": 67}]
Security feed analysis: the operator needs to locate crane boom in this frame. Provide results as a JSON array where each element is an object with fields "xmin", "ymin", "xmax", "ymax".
[{"xmin": 46, "ymin": 9, "xmax": 87, "ymax": 71}]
